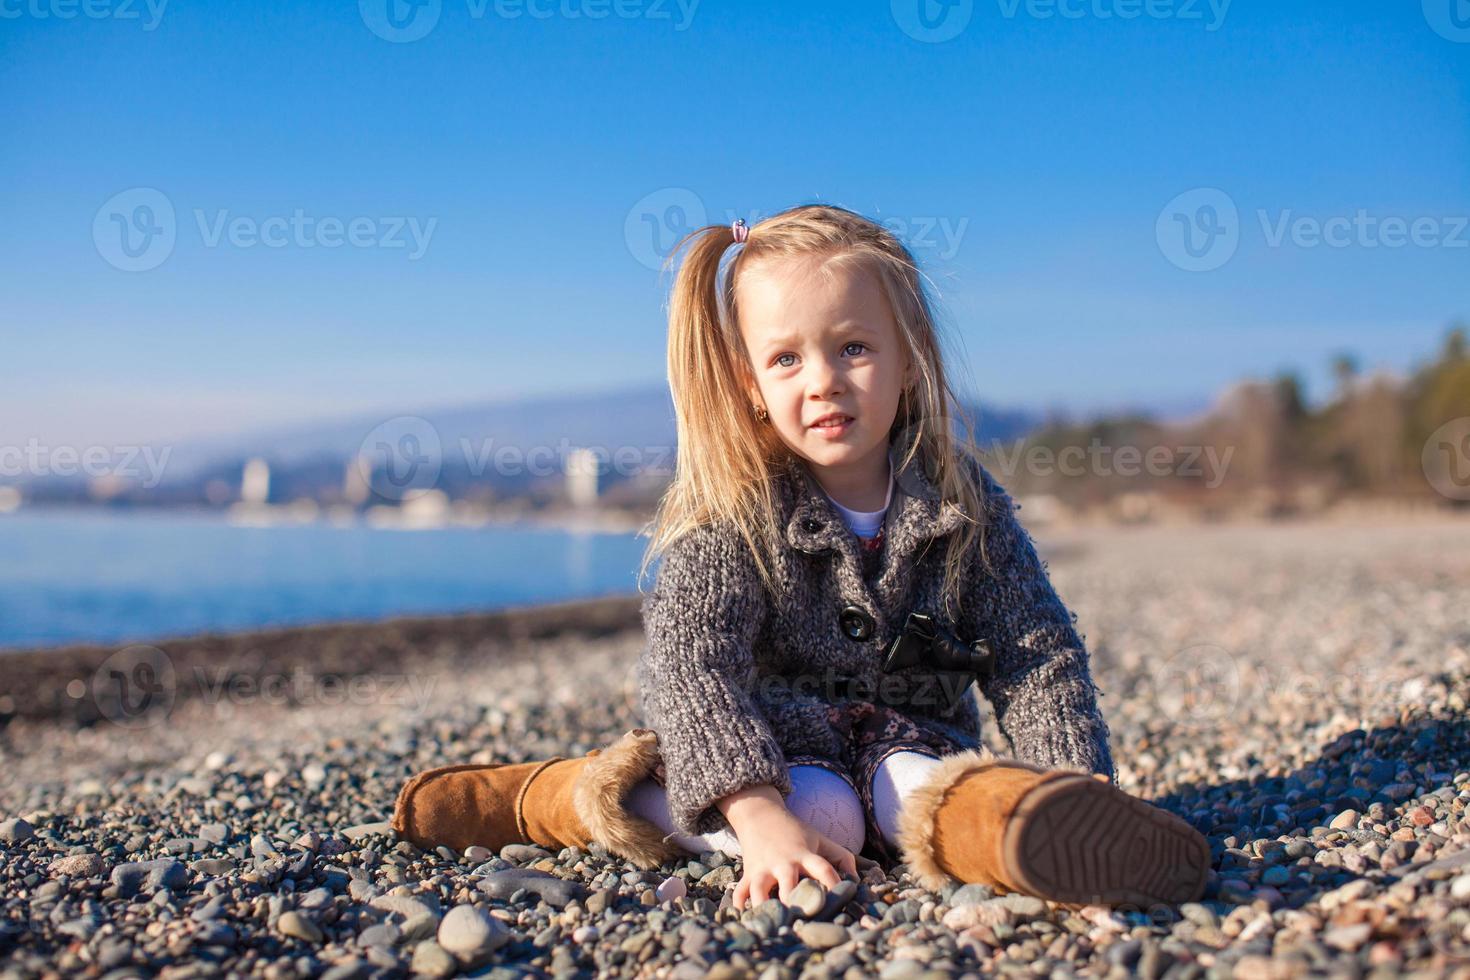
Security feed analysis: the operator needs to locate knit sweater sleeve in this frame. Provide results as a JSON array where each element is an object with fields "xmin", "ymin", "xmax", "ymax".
[
  {"xmin": 637, "ymin": 522, "xmax": 793, "ymax": 837},
  {"xmin": 967, "ymin": 461, "xmax": 1118, "ymax": 782}
]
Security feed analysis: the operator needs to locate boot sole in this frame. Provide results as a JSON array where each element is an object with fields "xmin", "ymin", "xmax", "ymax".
[{"xmin": 1002, "ymin": 775, "xmax": 1211, "ymax": 907}]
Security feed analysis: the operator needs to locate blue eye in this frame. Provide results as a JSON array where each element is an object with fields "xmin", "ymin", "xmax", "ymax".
[
  {"xmin": 775, "ymin": 353, "xmax": 796, "ymax": 368},
  {"xmin": 843, "ymin": 343, "xmax": 867, "ymax": 357}
]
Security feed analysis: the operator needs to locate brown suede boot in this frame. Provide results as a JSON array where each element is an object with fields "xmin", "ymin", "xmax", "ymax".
[
  {"xmin": 896, "ymin": 750, "xmax": 1211, "ymax": 907},
  {"xmin": 390, "ymin": 728, "xmax": 680, "ymax": 870}
]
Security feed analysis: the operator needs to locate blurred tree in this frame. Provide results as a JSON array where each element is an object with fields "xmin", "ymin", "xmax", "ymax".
[
  {"xmin": 1331, "ymin": 351, "xmax": 1360, "ymax": 400},
  {"xmin": 1441, "ymin": 323, "xmax": 1467, "ymax": 362}
]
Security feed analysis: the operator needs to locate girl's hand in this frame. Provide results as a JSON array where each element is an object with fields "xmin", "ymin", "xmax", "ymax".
[{"xmin": 731, "ymin": 806, "xmax": 859, "ymax": 911}]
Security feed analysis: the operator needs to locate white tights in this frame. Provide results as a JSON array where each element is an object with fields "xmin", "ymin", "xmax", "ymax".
[{"xmin": 624, "ymin": 751, "xmax": 943, "ymax": 858}]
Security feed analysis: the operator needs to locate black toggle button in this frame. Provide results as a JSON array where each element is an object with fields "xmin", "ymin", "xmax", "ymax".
[{"xmin": 839, "ymin": 605, "xmax": 875, "ymax": 641}]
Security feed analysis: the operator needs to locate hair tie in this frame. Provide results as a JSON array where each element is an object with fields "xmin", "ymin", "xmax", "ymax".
[{"xmin": 731, "ymin": 218, "xmax": 749, "ymax": 244}]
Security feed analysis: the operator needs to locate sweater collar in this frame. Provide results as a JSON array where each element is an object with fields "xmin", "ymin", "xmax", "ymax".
[{"xmin": 779, "ymin": 444, "xmax": 969, "ymax": 557}]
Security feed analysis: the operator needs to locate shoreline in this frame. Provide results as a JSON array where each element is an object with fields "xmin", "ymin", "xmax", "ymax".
[
  {"xmin": 0, "ymin": 594, "xmax": 644, "ymax": 726},
  {"xmin": 3, "ymin": 495, "xmax": 1467, "ymax": 534}
]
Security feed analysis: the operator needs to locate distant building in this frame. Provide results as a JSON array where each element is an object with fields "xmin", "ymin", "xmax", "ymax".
[
  {"xmin": 241, "ymin": 458, "xmax": 270, "ymax": 505},
  {"xmin": 566, "ymin": 448, "xmax": 600, "ymax": 507},
  {"xmin": 343, "ymin": 455, "xmax": 370, "ymax": 506}
]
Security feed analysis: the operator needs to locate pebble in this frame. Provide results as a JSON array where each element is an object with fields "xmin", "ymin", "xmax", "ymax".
[
  {"xmin": 276, "ymin": 910, "xmax": 324, "ymax": 944},
  {"xmin": 996, "ymin": 893, "xmax": 1047, "ymax": 918},
  {"xmin": 437, "ymin": 904, "xmax": 510, "ymax": 963},
  {"xmin": 410, "ymin": 940, "xmax": 458, "ymax": 978},
  {"xmin": 0, "ymin": 818, "xmax": 35, "ymax": 843},
  {"xmin": 48, "ymin": 853, "xmax": 104, "ymax": 877},
  {"xmin": 655, "ymin": 875, "xmax": 687, "ymax": 903},
  {"xmin": 786, "ymin": 877, "xmax": 826, "ymax": 918},
  {"xmin": 477, "ymin": 868, "xmax": 584, "ymax": 907},
  {"xmin": 110, "ymin": 858, "xmax": 189, "ymax": 897},
  {"xmin": 370, "ymin": 894, "xmax": 439, "ymax": 921},
  {"xmin": 794, "ymin": 921, "xmax": 849, "ymax": 950}
]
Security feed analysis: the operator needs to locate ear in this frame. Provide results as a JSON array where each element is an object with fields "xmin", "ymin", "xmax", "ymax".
[
  {"xmin": 902, "ymin": 354, "xmax": 918, "ymax": 392},
  {"xmin": 738, "ymin": 361, "xmax": 763, "ymax": 412}
]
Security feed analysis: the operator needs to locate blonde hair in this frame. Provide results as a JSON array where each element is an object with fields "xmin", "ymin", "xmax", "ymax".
[{"xmin": 636, "ymin": 203, "xmax": 992, "ymax": 621}]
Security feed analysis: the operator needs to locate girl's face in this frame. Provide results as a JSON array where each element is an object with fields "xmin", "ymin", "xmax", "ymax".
[{"xmin": 736, "ymin": 253, "xmax": 913, "ymax": 492}]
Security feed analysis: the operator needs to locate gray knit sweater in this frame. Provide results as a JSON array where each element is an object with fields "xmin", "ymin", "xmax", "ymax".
[{"xmin": 636, "ymin": 445, "xmax": 1116, "ymax": 837}]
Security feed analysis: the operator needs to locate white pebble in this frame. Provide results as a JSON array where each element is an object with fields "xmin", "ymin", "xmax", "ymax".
[{"xmin": 655, "ymin": 876, "xmax": 686, "ymax": 903}]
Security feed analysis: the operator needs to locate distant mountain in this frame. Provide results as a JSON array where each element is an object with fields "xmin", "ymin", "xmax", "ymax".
[
  {"xmin": 146, "ymin": 384, "xmax": 1052, "ymax": 486},
  {"xmin": 148, "ymin": 384, "xmax": 684, "ymax": 484}
]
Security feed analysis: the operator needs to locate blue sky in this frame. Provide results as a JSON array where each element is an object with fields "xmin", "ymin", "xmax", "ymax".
[{"xmin": 2, "ymin": 0, "xmax": 1467, "ymax": 448}]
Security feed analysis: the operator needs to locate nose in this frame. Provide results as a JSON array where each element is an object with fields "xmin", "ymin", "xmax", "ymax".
[{"xmin": 805, "ymin": 354, "xmax": 844, "ymax": 399}]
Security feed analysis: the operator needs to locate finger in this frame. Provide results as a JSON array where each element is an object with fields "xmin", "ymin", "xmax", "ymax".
[
  {"xmin": 817, "ymin": 837, "xmax": 859, "ymax": 880},
  {"xmin": 733, "ymin": 879, "xmax": 748, "ymax": 911},
  {"xmin": 804, "ymin": 854, "xmax": 841, "ymax": 889},
  {"xmin": 775, "ymin": 866, "xmax": 799, "ymax": 905},
  {"xmin": 749, "ymin": 870, "xmax": 775, "ymax": 908}
]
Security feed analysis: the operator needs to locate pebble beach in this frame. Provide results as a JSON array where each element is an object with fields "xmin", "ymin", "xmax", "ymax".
[{"xmin": 3, "ymin": 516, "xmax": 1470, "ymax": 979}]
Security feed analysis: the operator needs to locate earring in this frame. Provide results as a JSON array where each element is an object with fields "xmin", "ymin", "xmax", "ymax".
[{"xmin": 753, "ymin": 405, "xmax": 770, "ymax": 424}]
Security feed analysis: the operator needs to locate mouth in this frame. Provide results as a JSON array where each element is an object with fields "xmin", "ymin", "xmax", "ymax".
[{"xmin": 809, "ymin": 414, "xmax": 854, "ymax": 434}]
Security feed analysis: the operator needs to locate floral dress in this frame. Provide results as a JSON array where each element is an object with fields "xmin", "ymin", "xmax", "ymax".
[{"xmin": 784, "ymin": 527, "xmax": 968, "ymax": 865}]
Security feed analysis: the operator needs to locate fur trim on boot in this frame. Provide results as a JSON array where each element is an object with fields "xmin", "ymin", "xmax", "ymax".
[
  {"xmin": 571, "ymin": 728, "xmax": 683, "ymax": 870},
  {"xmin": 895, "ymin": 745, "xmax": 1011, "ymax": 893},
  {"xmin": 896, "ymin": 749, "xmax": 1211, "ymax": 905}
]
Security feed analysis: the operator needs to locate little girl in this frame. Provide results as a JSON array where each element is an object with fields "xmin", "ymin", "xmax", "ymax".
[{"xmin": 392, "ymin": 205, "xmax": 1210, "ymax": 913}]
